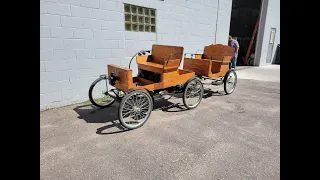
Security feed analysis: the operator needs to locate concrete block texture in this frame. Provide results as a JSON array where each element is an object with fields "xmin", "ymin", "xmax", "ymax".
[
  {"xmin": 82, "ymin": 18, "xmax": 102, "ymax": 30},
  {"xmin": 70, "ymin": 5, "xmax": 91, "ymax": 18},
  {"xmin": 40, "ymin": 0, "xmax": 234, "ymax": 110},
  {"xmin": 40, "ymin": 26, "xmax": 50, "ymax": 38},
  {"xmin": 61, "ymin": 16, "xmax": 82, "ymax": 28},
  {"xmin": 79, "ymin": 0, "xmax": 99, "ymax": 8},
  {"xmin": 46, "ymin": 2, "xmax": 71, "ymax": 16},
  {"xmin": 50, "ymin": 27, "xmax": 73, "ymax": 38},
  {"xmin": 40, "ymin": 14, "xmax": 61, "ymax": 27},
  {"xmin": 74, "ymin": 29, "xmax": 94, "ymax": 39}
]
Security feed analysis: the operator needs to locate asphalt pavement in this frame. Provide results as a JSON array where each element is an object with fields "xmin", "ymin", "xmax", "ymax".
[{"xmin": 40, "ymin": 65, "xmax": 280, "ymax": 180}]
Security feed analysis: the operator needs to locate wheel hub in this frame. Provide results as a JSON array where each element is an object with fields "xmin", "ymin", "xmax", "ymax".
[{"xmin": 133, "ymin": 106, "xmax": 141, "ymax": 112}]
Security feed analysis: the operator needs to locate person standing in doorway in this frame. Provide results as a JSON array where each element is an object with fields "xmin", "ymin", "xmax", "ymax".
[{"xmin": 228, "ymin": 35, "xmax": 240, "ymax": 69}]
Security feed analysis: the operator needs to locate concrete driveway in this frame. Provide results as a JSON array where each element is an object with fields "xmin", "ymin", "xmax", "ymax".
[{"xmin": 40, "ymin": 65, "xmax": 280, "ymax": 180}]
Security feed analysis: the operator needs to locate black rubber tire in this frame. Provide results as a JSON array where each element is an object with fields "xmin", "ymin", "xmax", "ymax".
[
  {"xmin": 88, "ymin": 77, "xmax": 115, "ymax": 108},
  {"xmin": 118, "ymin": 90, "xmax": 153, "ymax": 130},
  {"xmin": 182, "ymin": 77, "xmax": 204, "ymax": 109},
  {"xmin": 223, "ymin": 69, "xmax": 237, "ymax": 95}
]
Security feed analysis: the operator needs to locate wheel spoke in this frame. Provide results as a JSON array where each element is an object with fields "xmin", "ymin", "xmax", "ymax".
[
  {"xmin": 124, "ymin": 103, "xmax": 133, "ymax": 110},
  {"xmin": 140, "ymin": 101, "xmax": 149, "ymax": 108},
  {"xmin": 123, "ymin": 111, "xmax": 133, "ymax": 117},
  {"xmin": 137, "ymin": 96, "xmax": 145, "ymax": 106},
  {"xmin": 141, "ymin": 106, "xmax": 149, "ymax": 110},
  {"xmin": 128, "ymin": 97, "xmax": 136, "ymax": 107},
  {"xmin": 136, "ymin": 96, "xmax": 141, "ymax": 106},
  {"xmin": 139, "ymin": 112, "xmax": 146, "ymax": 118},
  {"xmin": 134, "ymin": 113, "xmax": 139, "ymax": 120},
  {"xmin": 123, "ymin": 106, "xmax": 132, "ymax": 111},
  {"xmin": 131, "ymin": 96, "xmax": 136, "ymax": 105}
]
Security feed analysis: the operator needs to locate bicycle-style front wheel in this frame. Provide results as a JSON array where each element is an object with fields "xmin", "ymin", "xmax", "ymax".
[{"xmin": 88, "ymin": 77, "xmax": 115, "ymax": 108}]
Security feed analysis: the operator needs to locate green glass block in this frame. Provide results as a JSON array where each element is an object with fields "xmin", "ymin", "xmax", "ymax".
[
  {"xmin": 132, "ymin": 15, "xmax": 137, "ymax": 23},
  {"xmin": 151, "ymin": 18, "xmax": 155, "ymax": 25},
  {"xmin": 124, "ymin": 5, "xmax": 156, "ymax": 33},
  {"xmin": 150, "ymin": 9, "xmax": 155, "ymax": 17},
  {"xmin": 125, "ymin": 14, "xmax": 131, "ymax": 22},
  {"xmin": 138, "ymin": 16, "xmax": 144, "ymax": 23},
  {"xmin": 125, "ymin": 23, "xmax": 131, "ymax": 31},
  {"xmin": 144, "ymin": 25, "xmax": 150, "ymax": 32},
  {"xmin": 144, "ymin": 8, "xmax": 150, "ymax": 16},
  {"xmin": 132, "ymin": 24, "xmax": 138, "ymax": 31},
  {"xmin": 138, "ymin": 7, "xmax": 143, "ymax": 15},
  {"xmin": 139, "ymin": 24, "xmax": 144, "ymax": 32},
  {"xmin": 144, "ymin": 17, "xmax": 150, "ymax": 24},
  {"xmin": 124, "ymin": 4, "xmax": 130, "ymax": 13},
  {"xmin": 131, "ymin": 6, "xmax": 137, "ymax": 14},
  {"xmin": 151, "ymin": 26, "xmax": 156, "ymax": 32}
]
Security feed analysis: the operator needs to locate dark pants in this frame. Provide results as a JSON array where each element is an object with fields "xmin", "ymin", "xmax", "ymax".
[{"xmin": 229, "ymin": 54, "xmax": 238, "ymax": 69}]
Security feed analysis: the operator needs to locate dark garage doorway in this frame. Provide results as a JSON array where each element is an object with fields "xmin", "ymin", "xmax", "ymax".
[{"xmin": 229, "ymin": 0, "xmax": 262, "ymax": 66}]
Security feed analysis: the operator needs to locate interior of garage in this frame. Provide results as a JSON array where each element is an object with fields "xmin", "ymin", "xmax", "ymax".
[{"xmin": 229, "ymin": 0, "xmax": 262, "ymax": 66}]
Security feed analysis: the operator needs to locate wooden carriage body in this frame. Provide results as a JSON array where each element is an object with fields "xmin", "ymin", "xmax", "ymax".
[
  {"xmin": 108, "ymin": 44, "xmax": 195, "ymax": 92},
  {"xmin": 183, "ymin": 44, "xmax": 234, "ymax": 78}
]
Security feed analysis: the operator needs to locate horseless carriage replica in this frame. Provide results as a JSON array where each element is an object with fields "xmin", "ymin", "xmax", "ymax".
[
  {"xmin": 183, "ymin": 44, "xmax": 238, "ymax": 94},
  {"xmin": 89, "ymin": 44, "xmax": 204, "ymax": 129},
  {"xmin": 88, "ymin": 44, "xmax": 237, "ymax": 130}
]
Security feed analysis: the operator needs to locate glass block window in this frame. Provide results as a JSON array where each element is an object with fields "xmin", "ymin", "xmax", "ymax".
[{"xmin": 124, "ymin": 4, "xmax": 156, "ymax": 33}]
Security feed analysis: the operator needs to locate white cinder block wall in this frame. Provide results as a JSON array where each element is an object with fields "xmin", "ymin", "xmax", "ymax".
[
  {"xmin": 40, "ymin": 0, "xmax": 233, "ymax": 110},
  {"xmin": 214, "ymin": 0, "xmax": 232, "ymax": 45}
]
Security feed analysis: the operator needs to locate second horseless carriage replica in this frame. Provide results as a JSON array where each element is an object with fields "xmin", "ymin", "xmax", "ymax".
[
  {"xmin": 183, "ymin": 44, "xmax": 238, "ymax": 94},
  {"xmin": 89, "ymin": 45, "xmax": 204, "ymax": 130},
  {"xmin": 88, "ymin": 44, "xmax": 237, "ymax": 130}
]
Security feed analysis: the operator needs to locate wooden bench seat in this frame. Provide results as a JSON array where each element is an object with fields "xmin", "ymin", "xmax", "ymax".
[
  {"xmin": 137, "ymin": 60, "xmax": 180, "ymax": 74},
  {"xmin": 137, "ymin": 61, "xmax": 164, "ymax": 74},
  {"xmin": 136, "ymin": 44, "xmax": 184, "ymax": 74}
]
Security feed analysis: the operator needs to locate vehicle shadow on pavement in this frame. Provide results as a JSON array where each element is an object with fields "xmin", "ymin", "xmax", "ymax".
[
  {"xmin": 157, "ymin": 89, "xmax": 225, "ymax": 112},
  {"xmin": 73, "ymin": 98, "xmax": 182, "ymax": 135},
  {"xmin": 73, "ymin": 104, "xmax": 128, "ymax": 134},
  {"xmin": 203, "ymin": 90, "xmax": 226, "ymax": 98},
  {"xmin": 170, "ymin": 89, "xmax": 226, "ymax": 100},
  {"xmin": 73, "ymin": 90, "xmax": 225, "ymax": 135}
]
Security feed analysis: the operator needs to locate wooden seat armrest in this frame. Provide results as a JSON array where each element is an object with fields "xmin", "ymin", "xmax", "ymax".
[
  {"xmin": 164, "ymin": 59, "xmax": 180, "ymax": 68},
  {"xmin": 136, "ymin": 55, "xmax": 149, "ymax": 63}
]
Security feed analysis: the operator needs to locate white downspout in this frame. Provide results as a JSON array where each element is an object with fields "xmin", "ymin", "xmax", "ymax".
[{"xmin": 214, "ymin": 0, "xmax": 220, "ymax": 44}]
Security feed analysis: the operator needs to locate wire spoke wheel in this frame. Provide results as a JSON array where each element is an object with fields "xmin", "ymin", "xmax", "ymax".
[
  {"xmin": 183, "ymin": 78, "xmax": 204, "ymax": 109},
  {"xmin": 224, "ymin": 69, "xmax": 237, "ymax": 94},
  {"xmin": 118, "ymin": 90, "xmax": 153, "ymax": 129},
  {"xmin": 89, "ymin": 77, "xmax": 115, "ymax": 108}
]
